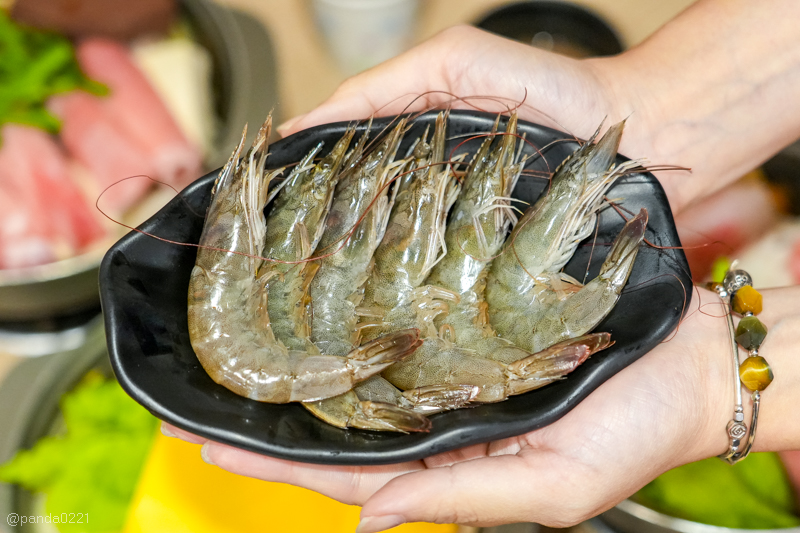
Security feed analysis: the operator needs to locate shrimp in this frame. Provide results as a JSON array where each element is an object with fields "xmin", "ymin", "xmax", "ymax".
[
  {"xmin": 187, "ymin": 115, "xmax": 421, "ymax": 403},
  {"xmin": 381, "ymin": 114, "xmax": 610, "ymax": 409},
  {"xmin": 261, "ymin": 128, "xmax": 354, "ymax": 351},
  {"xmin": 301, "ymin": 120, "xmax": 430, "ymax": 431},
  {"xmin": 486, "ymin": 120, "xmax": 648, "ymax": 353},
  {"xmin": 357, "ymin": 111, "xmax": 461, "ymax": 340},
  {"xmin": 308, "ymin": 121, "xmax": 405, "ymax": 355}
]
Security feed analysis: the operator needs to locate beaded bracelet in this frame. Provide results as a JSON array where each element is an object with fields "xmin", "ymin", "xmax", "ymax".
[{"xmin": 709, "ymin": 269, "xmax": 773, "ymax": 465}]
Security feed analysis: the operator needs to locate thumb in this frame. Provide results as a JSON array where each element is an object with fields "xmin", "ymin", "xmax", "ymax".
[{"xmin": 356, "ymin": 453, "xmax": 582, "ymax": 532}]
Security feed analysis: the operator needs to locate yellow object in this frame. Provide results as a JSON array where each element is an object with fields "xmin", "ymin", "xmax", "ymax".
[
  {"xmin": 123, "ymin": 433, "xmax": 458, "ymax": 533},
  {"xmin": 732, "ymin": 285, "xmax": 763, "ymax": 315},
  {"xmin": 739, "ymin": 356, "xmax": 774, "ymax": 392}
]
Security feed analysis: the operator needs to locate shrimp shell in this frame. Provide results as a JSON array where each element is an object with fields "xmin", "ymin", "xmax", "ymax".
[{"xmin": 187, "ymin": 116, "xmax": 421, "ymax": 404}]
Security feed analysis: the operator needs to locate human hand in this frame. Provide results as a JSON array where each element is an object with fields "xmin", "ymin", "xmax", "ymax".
[
  {"xmin": 163, "ymin": 287, "xmax": 734, "ymax": 531},
  {"xmin": 278, "ymin": 0, "xmax": 800, "ymax": 217},
  {"xmin": 274, "ymin": 25, "xmax": 696, "ymax": 214}
]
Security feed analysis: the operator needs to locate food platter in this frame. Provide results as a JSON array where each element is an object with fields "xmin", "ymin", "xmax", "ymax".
[{"xmin": 100, "ymin": 110, "xmax": 691, "ymax": 465}]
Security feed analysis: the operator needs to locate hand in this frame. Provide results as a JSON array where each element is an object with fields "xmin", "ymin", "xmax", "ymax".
[
  {"xmin": 164, "ymin": 288, "xmax": 734, "ymax": 531},
  {"xmin": 278, "ymin": 26, "xmax": 666, "ymax": 202},
  {"xmin": 278, "ymin": 0, "xmax": 800, "ymax": 217}
]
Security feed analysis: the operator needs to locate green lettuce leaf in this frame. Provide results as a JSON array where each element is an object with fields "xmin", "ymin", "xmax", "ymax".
[{"xmin": 0, "ymin": 372, "xmax": 157, "ymax": 533}]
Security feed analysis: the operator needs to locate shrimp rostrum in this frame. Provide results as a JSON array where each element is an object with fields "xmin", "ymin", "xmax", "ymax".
[{"xmin": 187, "ymin": 115, "xmax": 421, "ymax": 404}]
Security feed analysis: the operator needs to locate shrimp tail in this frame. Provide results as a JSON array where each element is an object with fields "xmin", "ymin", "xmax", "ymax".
[
  {"xmin": 505, "ymin": 333, "xmax": 613, "ymax": 395},
  {"xmin": 528, "ymin": 209, "xmax": 648, "ymax": 351},
  {"xmin": 401, "ymin": 384, "xmax": 480, "ymax": 414},
  {"xmin": 349, "ymin": 328, "xmax": 424, "ymax": 381},
  {"xmin": 305, "ymin": 391, "xmax": 432, "ymax": 432},
  {"xmin": 599, "ymin": 208, "xmax": 649, "ymax": 288}
]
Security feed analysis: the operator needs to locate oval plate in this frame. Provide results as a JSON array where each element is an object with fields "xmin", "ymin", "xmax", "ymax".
[{"xmin": 100, "ymin": 111, "xmax": 692, "ymax": 465}]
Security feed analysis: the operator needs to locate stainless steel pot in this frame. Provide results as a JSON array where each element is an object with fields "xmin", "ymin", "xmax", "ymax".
[
  {"xmin": 601, "ymin": 499, "xmax": 800, "ymax": 533},
  {"xmin": 0, "ymin": 319, "xmax": 109, "ymax": 526}
]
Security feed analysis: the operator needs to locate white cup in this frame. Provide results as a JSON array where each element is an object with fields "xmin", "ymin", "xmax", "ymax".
[{"xmin": 312, "ymin": 0, "xmax": 419, "ymax": 75}]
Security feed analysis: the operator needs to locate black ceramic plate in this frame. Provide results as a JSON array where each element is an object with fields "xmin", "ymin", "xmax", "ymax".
[{"xmin": 100, "ymin": 111, "xmax": 691, "ymax": 465}]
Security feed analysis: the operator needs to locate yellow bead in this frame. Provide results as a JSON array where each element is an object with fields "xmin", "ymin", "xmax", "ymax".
[
  {"xmin": 739, "ymin": 356, "xmax": 774, "ymax": 391},
  {"xmin": 732, "ymin": 285, "xmax": 763, "ymax": 315}
]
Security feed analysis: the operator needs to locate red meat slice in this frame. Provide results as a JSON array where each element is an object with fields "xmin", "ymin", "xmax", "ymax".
[
  {"xmin": 76, "ymin": 38, "xmax": 202, "ymax": 189},
  {"xmin": 0, "ymin": 124, "xmax": 106, "ymax": 269},
  {"xmin": 49, "ymin": 91, "xmax": 156, "ymax": 215}
]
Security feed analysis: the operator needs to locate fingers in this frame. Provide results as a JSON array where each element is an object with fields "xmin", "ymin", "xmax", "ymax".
[
  {"xmin": 277, "ymin": 25, "xmax": 521, "ymax": 138},
  {"xmin": 278, "ymin": 49, "xmax": 450, "ymax": 137},
  {"xmin": 160, "ymin": 422, "xmax": 208, "ymax": 444},
  {"xmin": 198, "ymin": 440, "xmax": 425, "ymax": 506},
  {"xmin": 357, "ymin": 452, "xmax": 601, "ymax": 532}
]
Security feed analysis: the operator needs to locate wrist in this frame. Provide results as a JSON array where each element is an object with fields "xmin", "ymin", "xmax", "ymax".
[
  {"xmin": 688, "ymin": 286, "xmax": 800, "ymax": 463},
  {"xmin": 682, "ymin": 288, "xmax": 738, "ymax": 464}
]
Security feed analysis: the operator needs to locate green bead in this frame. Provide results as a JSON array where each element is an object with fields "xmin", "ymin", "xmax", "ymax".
[
  {"xmin": 735, "ymin": 315, "xmax": 768, "ymax": 350},
  {"xmin": 739, "ymin": 356, "xmax": 774, "ymax": 391}
]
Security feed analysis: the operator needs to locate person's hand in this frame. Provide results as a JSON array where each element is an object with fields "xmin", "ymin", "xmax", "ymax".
[
  {"xmin": 277, "ymin": 26, "xmax": 671, "ymax": 203},
  {"xmin": 277, "ymin": 0, "xmax": 800, "ymax": 217},
  {"xmin": 163, "ymin": 288, "xmax": 734, "ymax": 531}
]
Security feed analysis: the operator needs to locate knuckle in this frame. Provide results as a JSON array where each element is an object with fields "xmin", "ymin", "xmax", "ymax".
[
  {"xmin": 336, "ymin": 75, "xmax": 361, "ymax": 94},
  {"xmin": 436, "ymin": 24, "xmax": 480, "ymax": 42}
]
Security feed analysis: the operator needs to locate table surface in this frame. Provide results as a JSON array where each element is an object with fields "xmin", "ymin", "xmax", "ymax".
[{"xmin": 0, "ymin": 0, "xmax": 694, "ymax": 383}]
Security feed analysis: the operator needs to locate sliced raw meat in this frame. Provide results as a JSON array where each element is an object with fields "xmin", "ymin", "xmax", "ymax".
[
  {"xmin": 77, "ymin": 38, "xmax": 202, "ymax": 188},
  {"xmin": 0, "ymin": 124, "xmax": 106, "ymax": 268},
  {"xmin": 48, "ymin": 91, "xmax": 155, "ymax": 215}
]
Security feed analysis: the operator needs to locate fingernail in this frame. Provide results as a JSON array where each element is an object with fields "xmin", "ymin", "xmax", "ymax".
[
  {"xmin": 277, "ymin": 113, "xmax": 307, "ymax": 136},
  {"xmin": 160, "ymin": 423, "xmax": 176, "ymax": 438},
  {"xmin": 200, "ymin": 443, "xmax": 216, "ymax": 466},
  {"xmin": 355, "ymin": 515, "xmax": 405, "ymax": 533}
]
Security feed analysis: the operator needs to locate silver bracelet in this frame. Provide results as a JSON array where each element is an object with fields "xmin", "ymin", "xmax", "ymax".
[{"xmin": 709, "ymin": 269, "xmax": 772, "ymax": 465}]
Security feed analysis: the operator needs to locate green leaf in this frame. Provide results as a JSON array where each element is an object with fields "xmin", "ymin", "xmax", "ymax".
[
  {"xmin": 0, "ymin": 375, "xmax": 158, "ymax": 533},
  {"xmin": 634, "ymin": 455, "xmax": 800, "ymax": 528},
  {"xmin": 0, "ymin": 10, "xmax": 106, "ymax": 139}
]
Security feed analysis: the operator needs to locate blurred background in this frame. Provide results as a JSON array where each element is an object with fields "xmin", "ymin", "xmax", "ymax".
[{"xmin": 1, "ymin": 0, "xmax": 799, "ymax": 532}]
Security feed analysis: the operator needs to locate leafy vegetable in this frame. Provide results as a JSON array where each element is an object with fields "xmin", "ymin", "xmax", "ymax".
[
  {"xmin": 634, "ymin": 453, "xmax": 800, "ymax": 529},
  {"xmin": 0, "ymin": 10, "xmax": 106, "ymax": 136},
  {"xmin": 0, "ymin": 371, "xmax": 157, "ymax": 533}
]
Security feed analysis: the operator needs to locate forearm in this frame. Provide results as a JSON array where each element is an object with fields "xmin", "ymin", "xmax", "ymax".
[{"xmin": 598, "ymin": 0, "xmax": 800, "ymax": 212}]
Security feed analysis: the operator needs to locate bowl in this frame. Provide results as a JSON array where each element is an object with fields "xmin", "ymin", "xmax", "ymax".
[
  {"xmin": 0, "ymin": 0, "xmax": 278, "ymax": 321},
  {"xmin": 100, "ymin": 110, "xmax": 691, "ymax": 465},
  {"xmin": 0, "ymin": 318, "xmax": 109, "ymax": 521},
  {"xmin": 475, "ymin": 1, "xmax": 624, "ymax": 58},
  {"xmin": 602, "ymin": 499, "xmax": 800, "ymax": 533}
]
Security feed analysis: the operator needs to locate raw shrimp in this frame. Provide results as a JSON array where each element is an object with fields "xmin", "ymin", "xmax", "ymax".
[
  {"xmin": 308, "ymin": 121, "xmax": 404, "ymax": 355},
  {"xmin": 486, "ymin": 120, "xmax": 648, "ymax": 353},
  {"xmin": 357, "ymin": 111, "xmax": 461, "ymax": 341},
  {"xmin": 376, "ymin": 114, "xmax": 611, "ymax": 407},
  {"xmin": 187, "ymin": 116, "xmax": 421, "ymax": 403},
  {"xmin": 300, "ymin": 121, "xmax": 430, "ymax": 431},
  {"xmin": 261, "ymin": 127, "xmax": 354, "ymax": 352}
]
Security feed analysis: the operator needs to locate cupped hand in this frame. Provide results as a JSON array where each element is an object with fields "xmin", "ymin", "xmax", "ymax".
[
  {"xmin": 164, "ymin": 288, "xmax": 733, "ymax": 531},
  {"xmin": 275, "ymin": 25, "xmax": 699, "ymax": 213}
]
